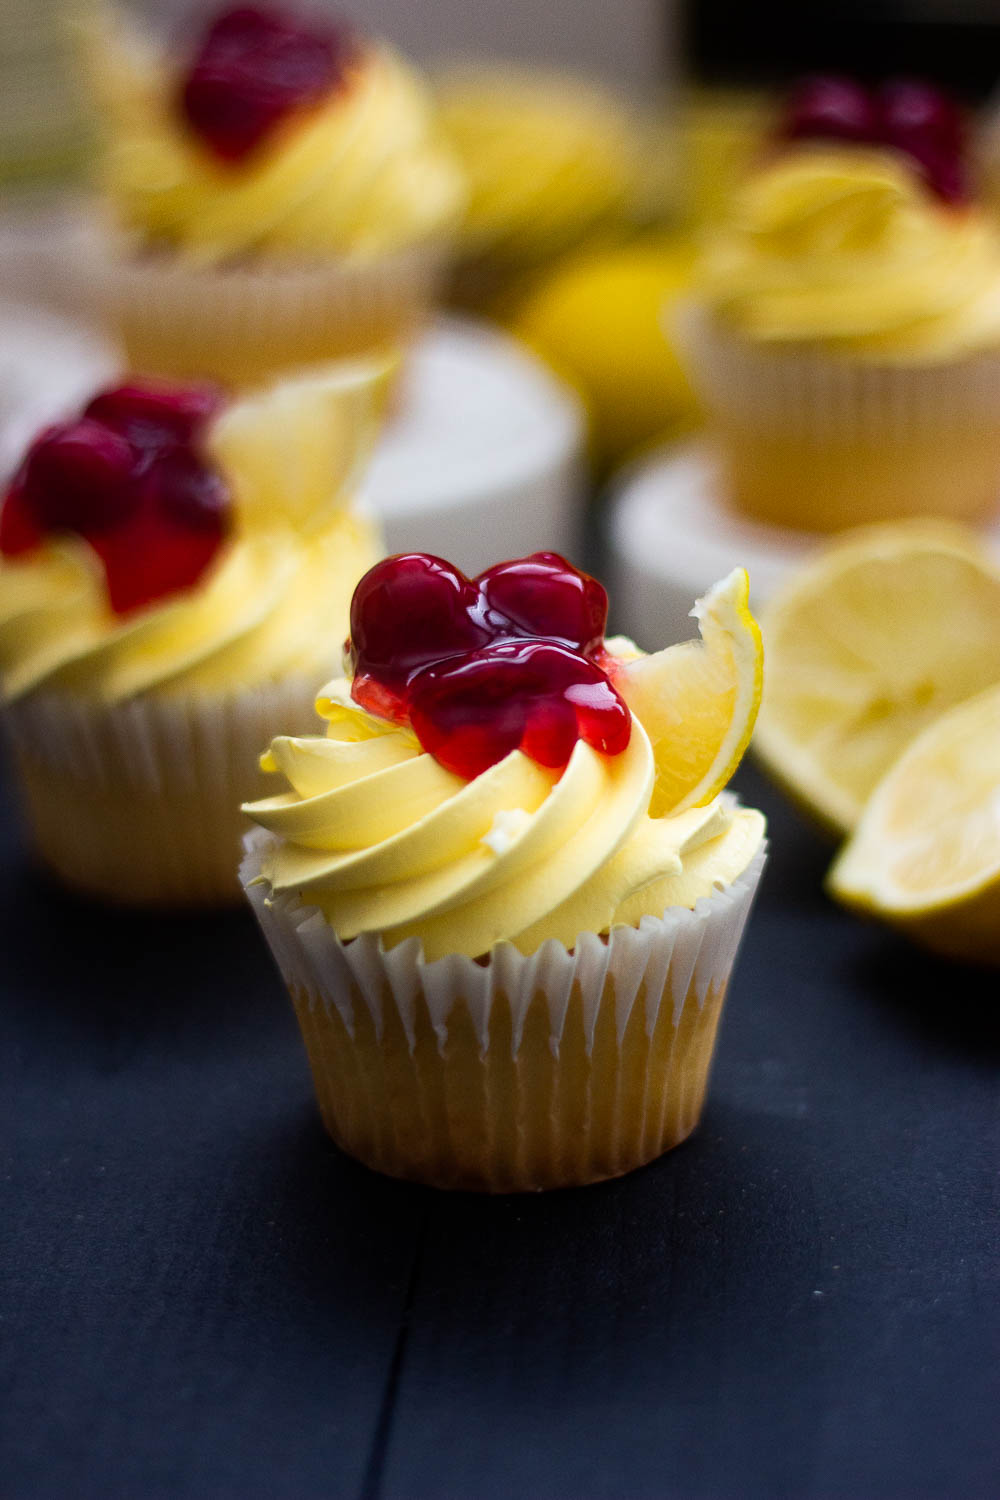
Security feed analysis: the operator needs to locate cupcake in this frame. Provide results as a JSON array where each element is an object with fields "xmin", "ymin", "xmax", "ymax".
[
  {"xmin": 679, "ymin": 96, "xmax": 1000, "ymax": 531},
  {"xmin": 240, "ymin": 550, "xmax": 766, "ymax": 1191},
  {"xmin": 74, "ymin": 3, "xmax": 466, "ymax": 384},
  {"xmin": 436, "ymin": 65, "xmax": 641, "ymax": 316},
  {"xmin": 0, "ymin": 362, "xmax": 386, "ymax": 904}
]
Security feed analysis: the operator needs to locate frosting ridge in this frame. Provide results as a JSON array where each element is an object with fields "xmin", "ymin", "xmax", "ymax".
[
  {"xmin": 699, "ymin": 148, "xmax": 1000, "ymax": 359},
  {"xmin": 245, "ymin": 677, "xmax": 764, "ymax": 959},
  {"xmin": 87, "ymin": 20, "xmax": 465, "ymax": 262}
]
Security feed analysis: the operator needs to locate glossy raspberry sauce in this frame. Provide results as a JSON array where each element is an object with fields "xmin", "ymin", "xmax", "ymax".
[
  {"xmin": 0, "ymin": 379, "xmax": 230, "ymax": 616},
  {"xmin": 179, "ymin": 4, "xmax": 356, "ymax": 163},
  {"xmin": 348, "ymin": 552, "xmax": 631, "ymax": 779},
  {"xmin": 780, "ymin": 76, "xmax": 967, "ymax": 204}
]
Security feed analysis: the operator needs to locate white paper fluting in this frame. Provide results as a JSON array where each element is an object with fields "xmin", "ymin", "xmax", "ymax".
[
  {"xmin": 3, "ymin": 678, "xmax": 326, "ymax": 905},
  {"xmin": 242, "ymin": 831, "xmax": 765, "ymax": 1055},
  {"xmin": 72, "ymin": 228, "xmax": 448, "ymax": 377},
  {"xmin": 676, "ymin": 303, "xmax": 1000, "ymax": 439},
  {"xmin": 241, "ymin": 831, "xmax": 766, "ymax": 1190}
]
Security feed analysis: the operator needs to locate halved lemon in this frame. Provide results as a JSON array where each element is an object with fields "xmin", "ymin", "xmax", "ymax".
[
  {"xmin": 829, "ymin": 683, "xmax": 1000, "ymax": 963},
  {"xmin": 754, "ymin": 521, "xmax": 1000, "ymax": 835},
  {"xmin": 611, "ymin": 567, "xmax": 763, "ymax": 817},
  {"xmin": 209, "ymin": 356, "xmax": 395, "ymax": 534}
]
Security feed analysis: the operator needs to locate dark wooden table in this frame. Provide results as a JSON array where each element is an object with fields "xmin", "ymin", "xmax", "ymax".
[{"xmin": 2, "ymin": 758, "xmax": 998, "ymax": 1500}]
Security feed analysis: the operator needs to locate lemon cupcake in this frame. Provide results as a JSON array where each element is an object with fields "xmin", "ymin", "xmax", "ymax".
[
  {"xmin": 240, "ymin": 550, "xmax": 766, "ymax": 1192},
  {"xmin": 436, "ymin": 65, "xmax": 641, "ymax": 315},
  {"xmin": 74, "ymin": 4, "xmax": 465, "ymax": 384},
  {"xmin": 0, "ymin": 362, "xmax": 386, "ymax": 904},
  {"xmin": 679, "ymin": 147, "xmax": 1000, "ymax": 531}
]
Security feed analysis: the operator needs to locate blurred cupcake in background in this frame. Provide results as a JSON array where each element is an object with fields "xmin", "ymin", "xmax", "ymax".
[
  {"xmin": 679, "ymin": 79, "xmax": 1000, "ymax": 532},
  {"xmin": 72, "ymin": 3, "xmax": 465, "ymax": 384},
  {"xmin": 0, "ymin": 360, "xmax": 387, "ymax": 904},
  {"xmin": 436, "ymin": 63, "xmax": 642, "ymax": 316}
]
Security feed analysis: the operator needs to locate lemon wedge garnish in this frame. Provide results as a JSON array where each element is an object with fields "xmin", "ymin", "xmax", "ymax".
[
  {"xmin": 829, "ymin": 683, "xmax": 1000, "ymax": 962},
  {"xmin": 209, "ymin": 355, "xmax": 395, "ymax": 534},
  {"xmin": 613, "ymin": 568, "xmax": 763, "ymax": 817},
  {"xmin": 754, "ymin": 521, "xmax": 1000, "ymax": 835}
]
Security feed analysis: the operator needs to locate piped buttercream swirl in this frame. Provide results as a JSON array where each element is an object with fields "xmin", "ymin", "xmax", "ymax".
[
  {"xmin": 244, "ymin": 678, "xmax": 765, "ymax": 960},
  {"xmin": 699, "ymin": 148, "xmax": 1000, "ymax": 360},
  {"xmin": 87, "ymin": 21, "xmax": 465, "ymax": 263},
  {"xmin": 0, "ymin": 517, "xmax": 379, "ymax": 704}
]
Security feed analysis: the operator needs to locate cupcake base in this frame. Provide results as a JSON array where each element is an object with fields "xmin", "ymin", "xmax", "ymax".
[
  {"xmin": 4, "ymin": 679, "xmax": 327, "ymax": 907},
  {"xmin": 241, "ymin": 834, "xmax": 765, "ymax": 1192},
  {"xmin": 677, "ymin": 306, "xmax": 1000, "ymax": 532},
  {"xmin": 74, "ymin": 222, "xmax": 450, "ymax": 386}
]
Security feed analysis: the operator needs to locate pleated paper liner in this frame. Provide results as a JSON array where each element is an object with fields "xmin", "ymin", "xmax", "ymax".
[
  {"xmin": 676, "ymin": 304, "xmax": 1000, "ymax": 532},
  {"xmin": 71, "ymin": 224, "xmax": 452, "ymax": 386},
  {"xmin": 3, "ymin": 678, "xmax": 329, "ymax": 906},
  {"xmin": 241, "ymin": 833, "xmax": 766, "ymax": 1192}
]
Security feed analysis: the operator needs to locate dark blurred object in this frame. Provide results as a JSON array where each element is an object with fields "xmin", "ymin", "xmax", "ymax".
[{"xmin": 684, "ymin": 0, "xmax": 1000, "ymax": 102}]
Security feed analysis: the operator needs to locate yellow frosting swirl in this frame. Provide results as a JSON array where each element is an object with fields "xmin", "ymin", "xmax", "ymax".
[
  {"xmin": 0, "ymin": 516, "xmax": 379, "ymax": 705},
  {"xmin": 244, "ymin": 679, "xmax": 765, "ymax": 960},
  {"xmin": 437, "ymin": 67, "xmax": 638, "ymax": 268},
  {"xmin": 86, "ymin": 18, "xmax": 465, "ymax": 264},
  {"xmin": 699, "ymin": 148, "xmax": 1000, "ymax": 360}
]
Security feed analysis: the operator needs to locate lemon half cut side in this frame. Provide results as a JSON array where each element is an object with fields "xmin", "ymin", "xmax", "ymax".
[{"xmin": 829, "ymin": 683, "xmax": 1000, "ymax": 963}]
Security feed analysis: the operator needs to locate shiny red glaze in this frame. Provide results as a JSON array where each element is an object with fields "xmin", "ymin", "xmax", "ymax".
[
  {"xmin": 408, "ymin": 640, "xmax": 631, "ymax": 780},
  {"xmin": 347, "ymin": 551, "xmax": 630, "ymax": 777},
  {"xmin": 878, "ymin": 79, "xmax": 964, "ymax": 150},
  {"xmin": 477, "ymin": 551, "xmax": 608, "ymax": 656},
  {"xmin": 88, "ymin": 507, "xmax": 224, "ymax": 616},
  {"xmin": 19, "ymin": 420, "xmax": 137, "ymax": 535},
  {"xmin": 0, "ymin": 379, "xmax": 232, "ymax": 614},
  {"xmin": 781, "ymin": 76, "xmax": 878, "ymax": 145},
  {"xmin": 144, "ymin": 448, "xmax": 231, "ymax": 532},
  {"xmin": 778, "ymin": 74, "xmax": 967, "ymax": 205},
  {"xmin": 84, "ymin": 379, "xmax": 224, "ymax": 451},
  {"xmin": 0, "ymin": 477, "xmax": 42, "ymax": 556},
  {"xmin": 348, "ymin": 554, "xmax": 493, "ymax": 692},
  {"xmin": 178, "ymin": 3, "xmax": 355, "ymax": 163}
]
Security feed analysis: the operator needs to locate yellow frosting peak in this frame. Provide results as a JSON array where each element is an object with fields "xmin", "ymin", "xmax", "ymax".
[
  {"xmin": 699, "ymin": 147, "xmax": 1000, "ymax": 359},
  {"xmin": 437, "ymin": 66, "xmax": 639, "ymax": 267},
  {"xmin": 244, "ymin": 676, "xmax": 764, "ymax": 960},
  {"xmin": 82, "ymin": 11, "xmax": 465, "ymax": 262}
]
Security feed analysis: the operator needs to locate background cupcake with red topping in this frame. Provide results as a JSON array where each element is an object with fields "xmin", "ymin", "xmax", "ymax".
[
  {"xmin": 241, "ymin": 549, "xmax": 766, "ymax": 1192},
  {"xmin": 73, "ymin": 3, "xmax": 465, "ymax": 384},
  {"xmin": 678, "ymin": 77, "xmax": 1000, "ymax": 532},
  {"xmin": 0, "ymin": 359, "xmax": 388, "ymax": 904}
]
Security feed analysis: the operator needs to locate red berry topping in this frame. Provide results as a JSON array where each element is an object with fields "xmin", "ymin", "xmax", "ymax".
[
  {"xmin": 477, "ymin": 551, "xmax": 608, "ymax": 656},
  {"xmin": 178, "ymin": 4, "xmax": 356, "ymax": 163},
  {"xmin": 878, "ymin": 79, "xmax": 964, "ymax": 152},
  {"xmin": 0, "ymin": 476, "xmax": 42, "ymax": 557},
  {"xmin": 347, "ymin": 551, "xmax": 630, "ymax": 778},
  {"xmin": 19, "ymin": 420, "xmax": 137, "ymax": 535},
  {"xmin": 877, "ymin": 80, "xmax": 967, "ymax": 204},
  {"xmin": 782, "ymin": 76, "xmax": 878, "ymax": 145},
  {"xmin": 349, "ymin": 554, "xmax": 493, "ymax": 702},
  {"xmin": 408, "ymin": 640, "xmax": 631, "ymax": 780},
  {"xmin": 88, "ymin": 506, "xmax": 226, "ymax": 617},
  {"xmin": 1, "ymin": 378, "xmax": 232, "ymax": 615},
  {"xmin": 778, "ymin": 74, "xmax": 968, "ymax": 205},
  {"xmin": 85, "ymin": 379, "xmax": 223, "ymax": 452}
]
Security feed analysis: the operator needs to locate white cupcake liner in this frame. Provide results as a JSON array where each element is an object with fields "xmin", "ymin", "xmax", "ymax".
[
  {"xmin": 677, "ymin": 303, "xmax": 1000, "ymax": 436},
  {"xmin": 675, "ymin": 303, "xmax": 1000, "ymax": 528},
  {"xmin": 2, "ymin": 677, "xmax": 329, "ymax": 906},
  {"xmin": 240, "ymin": 830, "xmax": 767, "ymax": 1191},
  {"xmin": 70, "ymin": 221, "xmax": 451, "ymax": 384}
]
